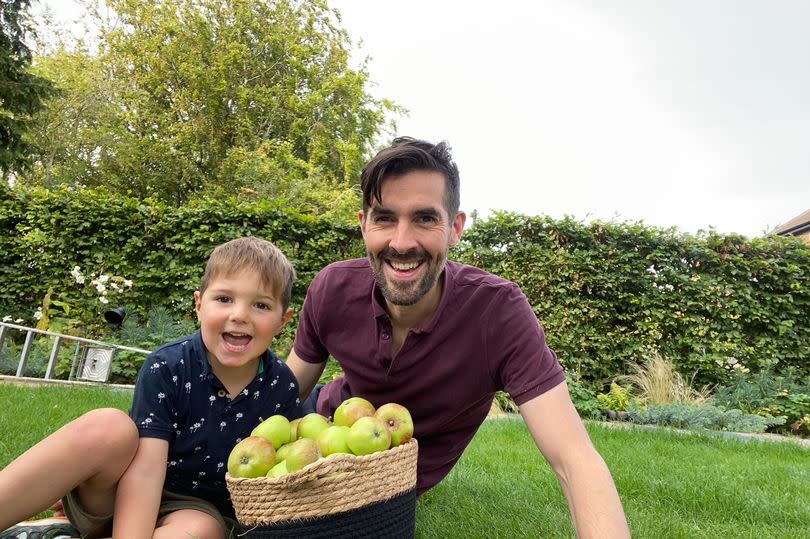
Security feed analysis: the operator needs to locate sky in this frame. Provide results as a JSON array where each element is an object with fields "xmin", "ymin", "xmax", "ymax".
[{"xmin": 39, "ymin": 0, "xmax": 810, "ymax": 237}]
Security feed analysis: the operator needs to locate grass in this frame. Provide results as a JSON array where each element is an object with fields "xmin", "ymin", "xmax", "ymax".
[{"xmin": 2, "ymin": 384, "xmax": 809, "ymax": 538}]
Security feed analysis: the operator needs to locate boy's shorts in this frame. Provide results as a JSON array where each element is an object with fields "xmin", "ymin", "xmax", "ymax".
[{"xmin": 62, "ymin": 487, "xmax": 239, "ymax": 538}]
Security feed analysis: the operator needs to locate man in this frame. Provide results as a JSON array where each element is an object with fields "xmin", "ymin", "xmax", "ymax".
[{"xmin": 286, "ymin": 137, "xmax": 630, "ymax": 537}]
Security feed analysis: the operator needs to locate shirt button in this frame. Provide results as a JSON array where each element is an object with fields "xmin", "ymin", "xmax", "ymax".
[
  {"xmin": 382, "ymin": 332, "xmax": 391, "ymax": 340},
  {"xmin": 217, "ymin": 389, "xmax": 227, "ymax": 398}
]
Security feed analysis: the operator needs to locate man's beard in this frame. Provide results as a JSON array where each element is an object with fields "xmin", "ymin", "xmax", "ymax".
[{"xmin": 368, "ymin": 247, "xmax": 447, "ymax": 306}]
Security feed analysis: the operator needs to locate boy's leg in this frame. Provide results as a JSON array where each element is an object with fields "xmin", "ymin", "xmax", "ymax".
[
  {"xmin": 0, "ymin": 408, "xmax": 138, "ymax": 531},
  {"xmin": 153, "ymin": 509, "xmax": 226, "ymax": 539},
  {"xmin": 151, "ymin": 490, "xmax": 235, "ymax": 539}
]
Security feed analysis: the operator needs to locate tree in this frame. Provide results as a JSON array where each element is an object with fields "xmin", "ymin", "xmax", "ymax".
[
  {"xmin": 0, "ymin": 0, "xmax": 53, "ymax": 177},
  {"xmin": 22, "ymin": 0, "xmax": 396, "ymax": 217}
]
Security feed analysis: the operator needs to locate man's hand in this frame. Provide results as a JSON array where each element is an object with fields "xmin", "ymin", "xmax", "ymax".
[{"xmin": 520, "ymin": 382, "xmax": 631, "ymax": 538}]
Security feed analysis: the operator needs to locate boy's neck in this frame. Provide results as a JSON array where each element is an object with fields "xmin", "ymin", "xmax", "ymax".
[{"xmin": 207, "ymin": 353, "xmax": 261, "ymax": 397}]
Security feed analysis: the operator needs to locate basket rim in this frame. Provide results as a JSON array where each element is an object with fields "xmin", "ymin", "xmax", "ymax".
[{"xmin": 226, "ymin": 437, "xmax": 418, "ymax": 486}]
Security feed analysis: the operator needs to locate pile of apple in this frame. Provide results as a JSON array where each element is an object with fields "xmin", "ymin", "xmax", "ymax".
[{"xmin": 227, "ymin": 397, "xmax": 414, "ymax": 478}]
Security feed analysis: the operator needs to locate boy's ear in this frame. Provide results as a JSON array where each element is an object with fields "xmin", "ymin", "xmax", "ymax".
[
  {"xmin": 193, "ymin": 291, "xmax": 202, "ymax": 317},
  {"xmin": 276, "ymin": 307, "xmax": 294, "ymax": 335}
]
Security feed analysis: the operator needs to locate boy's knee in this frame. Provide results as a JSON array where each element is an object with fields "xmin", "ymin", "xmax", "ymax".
[
  {"xmin": 74, "ymin": 408, "xmax": 138, "ymax": 458},
  {"xmin": 159, "ymin": 510, "xmax": 225, "ymax": 539}
]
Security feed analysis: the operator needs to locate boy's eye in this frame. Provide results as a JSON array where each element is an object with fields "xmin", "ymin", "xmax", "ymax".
[
  {"xmin": 214, "ymin": 296, "xmax": 232, "ymax": 303},
  {"xmin": 255, "ymin": 302, "xmax": 271, "ymax": 311}
]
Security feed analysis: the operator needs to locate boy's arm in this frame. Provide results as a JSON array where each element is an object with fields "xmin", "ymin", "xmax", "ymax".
[{"xmin": 111, "ymin": 436, "xmax": 169, "ymax": 539}]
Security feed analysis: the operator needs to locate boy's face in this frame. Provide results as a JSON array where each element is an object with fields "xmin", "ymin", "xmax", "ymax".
[{"xmin": 194, "ymin": 268, "xmax": 292, "ymax": 372}]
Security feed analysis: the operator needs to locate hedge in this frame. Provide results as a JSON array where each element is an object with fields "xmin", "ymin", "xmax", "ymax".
[
  {"xmin": 455, "ymin": 212, "xmax": 810, "ymax": 385},
  {"xmin": 2, "ymin": 186, "xmax": 808, "ymax": 387}
]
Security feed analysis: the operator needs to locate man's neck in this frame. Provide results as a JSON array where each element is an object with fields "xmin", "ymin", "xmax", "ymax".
[{"xmin": 385, "ymin": 274, "xmax": 444, "ymax": 331}]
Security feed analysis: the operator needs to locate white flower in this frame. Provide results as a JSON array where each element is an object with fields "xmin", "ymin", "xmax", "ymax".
[
  {"xmin": 99, "ymin": 296, "xmax": 109, "ymax": 304},
  {"xmin": 99, "ymin": 274, "xmax": 109, "ymax": 283},
  {"xmin": 70, "ymin": 266, "xmax": 85, "ymax": 284},
  {"xmin": 726, "ymin": 357, "xmax": 738, "ymax": 366},
  {"xmin": 2, "ymin": 315, "xmax": 11, "ymax": 322},
  {"xmin": 94, "ymin": 282, "xmax": 107, "ymax": 294},
  {"xmin": 33, "ymin": 308, "xmax": 43, "ymax": 321},
  {"xmin": 110, "ymin": 282, "xmax": 120, "ymax": 291},
  {"xmin": 15, "ymin": 318, "xmax": 23, "ymax": 323},
  {"xmin": 123, "ymin": 279, "xmax": 133, "ymax": 288}
]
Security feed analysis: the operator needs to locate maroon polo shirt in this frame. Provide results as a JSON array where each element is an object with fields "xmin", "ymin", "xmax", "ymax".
[{"xmin": 294, "ymin": 259, "xmax": 565, "ymax": 494}]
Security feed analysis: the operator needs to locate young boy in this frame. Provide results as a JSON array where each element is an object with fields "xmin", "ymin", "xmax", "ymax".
[{"xmin": 0, "ymin": 236, "xmax": 302, "ymax": 539}]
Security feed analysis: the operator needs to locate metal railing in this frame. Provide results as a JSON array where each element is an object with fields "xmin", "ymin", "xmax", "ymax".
[{"xmin": 0, "ymin": 321, "xmax": 151, "ymax": 383}]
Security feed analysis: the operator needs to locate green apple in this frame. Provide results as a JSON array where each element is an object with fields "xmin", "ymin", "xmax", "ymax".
[
  {"xmin": 251, "ymin": 415, "xmax": 291, "ymax": 449},
  {"xmin": 333, "ymin": 396, "xmax": 376, "ymax": 427},
  {"xmin": 266, "ymin": 460, "xmax": 288, "ymax": 477},
  {"xmin": 290, "ymin": 418, "xmax": 301, "ymax": 440},
  {"xmin": 283, "ymin": 438, "xmax": 321, "ymax": 472},
  {"xmin": 346, "ymin": 416, "xmax": 391, "ymax": 456},
  {"xmin": 316, "ymin": 425, "xmax": 351, "ymax": 456},
  {"xmin": 375, "ymin": 403, "xmax": 414, "ymax": 447},
  {"xmin": 297, "ymin": 412, "xmax": 330, "ymax": 440},
  {"xmin": 227, "ymin": 436, "xmax": 276, "ymax": 478},
  {"xmin": 276, "ymin": 442, "xmax": 292, "ymax": 462}
]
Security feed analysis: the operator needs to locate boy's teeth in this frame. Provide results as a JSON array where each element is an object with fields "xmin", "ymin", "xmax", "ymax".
[{"xmin": 391, "ymin": 261, "xmax": 418, "ymax": 270}]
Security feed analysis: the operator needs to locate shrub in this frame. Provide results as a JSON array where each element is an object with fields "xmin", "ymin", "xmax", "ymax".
[
  {"xmin": 619, "ymin": 351, "xmax": 712, "ymax": 405},
  {"xmin": 629, "ymin": 402, "xmax": 784, "ymax": 433},
  {"xmin": 713, "ymin": 368, "xmax": 810, "ymax": 436},
  {"xmin": 567, "ymin": 375, "xmax": 601, "ymax": 419},
  {"xmin": 456, "ymin": 212, "xmax": 810, "ymax": 387},
  {"xmin": 596, "ymin": 382, "xmax": 635, "ymax": 412}
]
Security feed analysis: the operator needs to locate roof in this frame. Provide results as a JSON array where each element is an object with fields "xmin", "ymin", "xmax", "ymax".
[{"xmin": 774, "ymin": 209, "xmax": 810, "ymax": 236}]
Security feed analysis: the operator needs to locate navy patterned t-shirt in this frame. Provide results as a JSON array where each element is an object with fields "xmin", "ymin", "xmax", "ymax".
[{"xmin": 130, "ymin": 331, "xmax": 302, "ymax": 519}]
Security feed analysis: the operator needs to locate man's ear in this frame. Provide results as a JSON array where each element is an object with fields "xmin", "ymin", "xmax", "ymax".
[
  {"xmin": 358, "ymin": 209, "xmax": 367, "ymax": 237},
  {"xmin": 450, "ymin": 211, "xmax": 466, "ymax": 247},
  {"xmin": 193, "ymin": 291, "xmax": 202, "ymax": 317}
]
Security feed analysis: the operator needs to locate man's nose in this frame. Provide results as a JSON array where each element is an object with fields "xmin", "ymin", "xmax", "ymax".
[{"xmin": 388, "ymin": 221, "xmax": 418, "ymax": 253}]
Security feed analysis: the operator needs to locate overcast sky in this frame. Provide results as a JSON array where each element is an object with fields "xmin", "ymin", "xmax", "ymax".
[{"xmin": 41, "ymin": 0, "xmax": 810, "ymax": 237}]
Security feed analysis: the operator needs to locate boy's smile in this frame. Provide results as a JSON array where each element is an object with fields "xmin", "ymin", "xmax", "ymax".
[{"xmin": 194, "ymin": 268, "xmax": 292, "ymax": 379}]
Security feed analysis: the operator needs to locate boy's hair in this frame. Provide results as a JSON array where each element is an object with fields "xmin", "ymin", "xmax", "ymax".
[
  {"xmin": 199, "ymin": 237, "xmax": 296, "ymax": 310},
  {"xmin": 360, "ymin": 136, "xmax": 461, "ymax": 218}
]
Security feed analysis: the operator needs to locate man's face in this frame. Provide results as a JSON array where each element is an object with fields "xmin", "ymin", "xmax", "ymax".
[
  {"xmin": 194, "ymin": 268, "xmax": 292, "ymax": 373},
  {"xmin": 359, "ymin": 170, "xmax": 465, "ymax": 307}
]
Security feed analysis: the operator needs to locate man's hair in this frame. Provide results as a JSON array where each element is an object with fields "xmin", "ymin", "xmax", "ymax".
[
  {"xmin": 199, "ymin": 236, "xmax": 296, "ymax": 310},
  {"xmin": 361, "ymin": 136, "xmax": 460, "ymax": 217}
]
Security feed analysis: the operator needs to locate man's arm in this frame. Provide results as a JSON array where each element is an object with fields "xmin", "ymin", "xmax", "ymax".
[
  {"xmin": 111, "ymin": 437, "xmax": 168, "ymax": 539},
  {"xmin": 286, "ymin": 348, "xmax": 326, "ymax": 401},
  {"xmin": 520, "ymin": 381, "xmax": 630, "ymax": 538}
]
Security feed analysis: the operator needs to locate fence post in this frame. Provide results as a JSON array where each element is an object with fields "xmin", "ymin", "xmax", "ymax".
[
  {"xmin": 0, "ymin": 325, "xmax": 7, "ymax": 356},
  {"xmin": 45, "ymin": 336, "xmax": 62, "ymax": 380},
  {"xmin": 16, "ymin": 330, "xmax": 35, "ymax": 377}
]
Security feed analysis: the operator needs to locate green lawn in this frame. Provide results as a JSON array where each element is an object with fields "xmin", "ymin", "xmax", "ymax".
[{"xmin": 1, "ymin": 383, "xmax": 808, "ymax": 538}]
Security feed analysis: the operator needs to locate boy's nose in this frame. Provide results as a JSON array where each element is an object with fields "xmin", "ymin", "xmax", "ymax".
[{"xmin": 229, "ymin": 302, "xmax": 250, "ymax": 322}]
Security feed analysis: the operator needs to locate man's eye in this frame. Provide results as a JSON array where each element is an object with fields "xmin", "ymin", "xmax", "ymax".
[
  {"xmin": 418, "ymin": 215, "xmax": 438, "ymax": 224},
  {"xmin": 375, "ymin": 216, "xmax": 393, "ymax": 223}
]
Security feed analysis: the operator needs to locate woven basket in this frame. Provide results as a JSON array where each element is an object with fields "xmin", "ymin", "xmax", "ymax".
[{"xmin": 226, "ymin": 438, "xmax": 418, "ymax": 526}]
